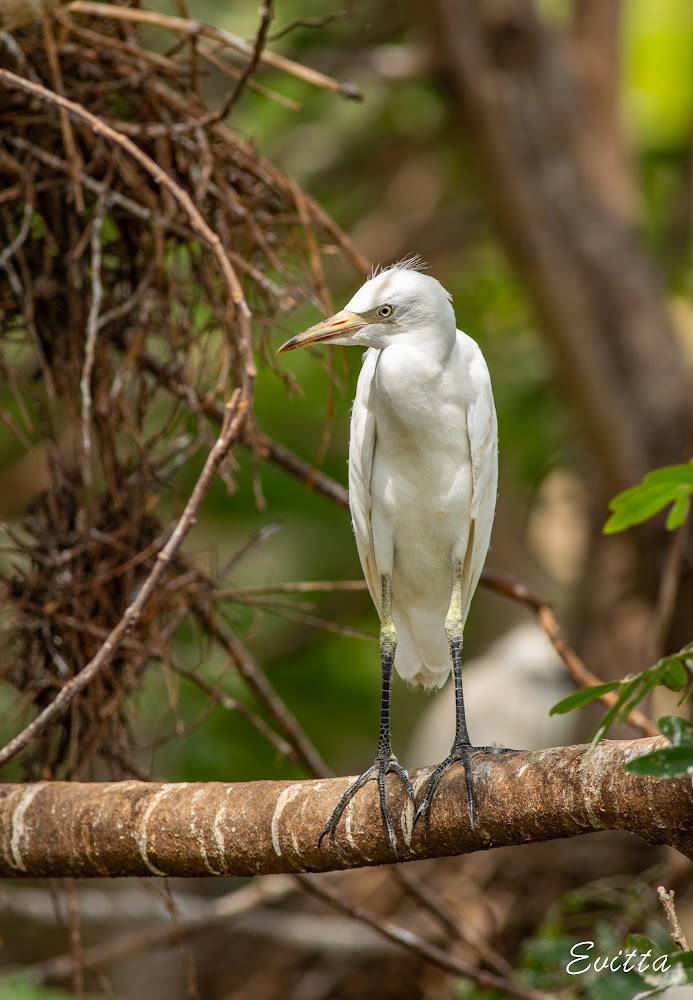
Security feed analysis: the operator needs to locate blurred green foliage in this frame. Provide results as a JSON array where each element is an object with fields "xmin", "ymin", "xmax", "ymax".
[
  {"xmin": 455, "ymin": 875, "xmax": 680, "ymax": 999},
  {"xmin": 0, "ymin": 977, "xmax": 100, "ymax": 1000}
]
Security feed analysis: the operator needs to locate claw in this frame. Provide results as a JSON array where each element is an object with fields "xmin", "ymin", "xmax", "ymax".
[
  {"xmin": 318, "ymin": 754, "xmax": 415, "ymax": 853},
  {"xmin": 413, "ymin": 744, "xmax": 517, "ymax": 830}
]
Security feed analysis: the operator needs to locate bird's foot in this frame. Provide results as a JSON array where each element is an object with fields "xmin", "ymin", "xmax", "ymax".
[
  {"xmin": 414, "ymin": 743, "xmax": 517, "ymax": 831},
  {"xmin": 318, "ymin": 752, "xmax": 416, "ymax": 854}
]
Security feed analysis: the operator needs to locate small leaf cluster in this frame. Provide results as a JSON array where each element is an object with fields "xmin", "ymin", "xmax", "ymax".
[
  {"xmin": 626, "ymin": 715, "xmax": 693, "ymax": 778},
  {"xmin": 626, "ymin": 933, "xmax": 693, "ymax": 998},
  {"xmin": 551, "ymin": 645, "xmax": 693, "ymax": 766},
  {"xmin": 604, "ymin": 460, "xmax": 693, "ymax": 534}
]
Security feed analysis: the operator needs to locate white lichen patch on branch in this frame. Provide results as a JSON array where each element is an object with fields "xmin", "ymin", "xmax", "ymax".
[
  {"xmin": 212, "ymin": 789, "xmax": 233, "ymax": 862},
  {"xmin": 401, "ymin": 771, "xmax": 429, "ymax": 849},
  {"xmin": 9, "ymin": 784, "xmax": 44, "ymax": 872},
  {"xmin": 190, "ymin": 786, "xmax": 223, "ymax": 876},
  {"xmin": 271, "ymin": 783, "xmax": 304, "ymax": 857},
  {"xmin": 135, "ymin": 785, "xmax": 177, "ymax": 876},
  {"xmin": 344, "ymin": 811, "xmax": 361, "ymax": 856}
]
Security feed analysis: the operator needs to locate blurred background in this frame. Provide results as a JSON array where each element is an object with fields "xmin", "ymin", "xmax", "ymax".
[{"xmin": 0, "ymin": 0, "xmax": 692, "ymax": 997}]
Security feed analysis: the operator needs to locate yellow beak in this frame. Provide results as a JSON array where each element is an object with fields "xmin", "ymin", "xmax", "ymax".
[{"xmin": 277, "ymin": 309, "xmax": 366, "ymax": 353}]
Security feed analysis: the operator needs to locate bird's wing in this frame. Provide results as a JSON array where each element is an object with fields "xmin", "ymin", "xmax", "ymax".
[
  {"xmin": 464, "ymin": 343, "xmax": 499, "ymax": 604},
  {"xmin": 467, "ymin": 347, "xmax": 498, "ymax": 521},
  {"xmin": 348, "ymin": 348, "xmax": 381, "ymax": 613}
]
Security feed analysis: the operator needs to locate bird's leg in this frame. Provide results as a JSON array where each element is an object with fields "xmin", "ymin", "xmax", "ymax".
[
  {"xmin": 411, "ymin": 565, "xmax": 481, "ymax": 830},
  {"xmin": 318, "ymin": 574, "xmax": 415, "ymax": 853},
  {"xmin": 414, "ymin": 559, "xmax": 477, "ymax": 827},
  {"xmin": 414, "ymin": 562, "xmax": 516, "ymax": 830}
]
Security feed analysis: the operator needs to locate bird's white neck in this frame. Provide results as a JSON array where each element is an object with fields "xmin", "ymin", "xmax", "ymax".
[{"xmin": 378, "ymin": 320, "xmax": 456, "ymax": 371}]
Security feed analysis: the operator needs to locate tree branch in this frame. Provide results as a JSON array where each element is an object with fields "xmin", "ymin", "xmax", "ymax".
[
  {"xmin": 0, "ymin": 738, "xmax": 690, "ymax": 879},
  {"xmin": 0, "ymin": 0, "xmax": 71, "ymax": 30}
]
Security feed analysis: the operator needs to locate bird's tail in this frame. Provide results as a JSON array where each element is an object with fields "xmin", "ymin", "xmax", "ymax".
[{"xmin": 393, "ymin": 602, "xmax": 450, "ymax": 690}]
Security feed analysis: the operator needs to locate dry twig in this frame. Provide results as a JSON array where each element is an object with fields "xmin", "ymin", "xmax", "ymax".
[
  {"xmin": 298, "ymin": 875, "xmax": 554, "ymax": 1000},
  {"xmin": 657, "ymin": 885, "xmax": 690, "ymax": 952}
]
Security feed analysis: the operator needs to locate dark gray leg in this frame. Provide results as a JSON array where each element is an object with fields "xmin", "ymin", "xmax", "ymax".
[
  {"xmin": 318, "ymin": 574, "xmax": 415, "ymax": 853},
  {"xmin": 414, "ymin": 561, "xmax": 514, "ymax": 829}
]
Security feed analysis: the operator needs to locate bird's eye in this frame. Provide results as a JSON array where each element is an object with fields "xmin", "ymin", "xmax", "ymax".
[{"xmin": 377, "ymin": 304, "xmax": 394, "ymax": 318}]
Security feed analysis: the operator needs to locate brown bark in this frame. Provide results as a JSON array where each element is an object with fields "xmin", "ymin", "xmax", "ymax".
[
  {"xmin": 0, "ymin": 0, "xmax": 72, "ymax": 29},
  {"xmin": 0, "ymin": 738, "xmax": 690, "ymax": 879}
]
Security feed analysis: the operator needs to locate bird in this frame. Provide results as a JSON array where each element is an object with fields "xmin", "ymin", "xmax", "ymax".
[{"xmin": 278, "ymin": 257, "xmax": 507, "ymax": 851}]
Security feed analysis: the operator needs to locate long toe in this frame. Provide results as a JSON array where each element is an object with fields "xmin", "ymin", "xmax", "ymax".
[
  {"xmin": 318, "ymin": 755, "xmax": 414, "ymax": 853},
  {"xmin": 414, "ymin": 743, "xmax": 477, "ymax": 829},
  {"xmin": 318, "ymin": 765, "xmax": 377, "ymax": 848}
]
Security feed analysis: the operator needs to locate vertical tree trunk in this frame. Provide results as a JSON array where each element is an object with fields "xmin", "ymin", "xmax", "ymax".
[{"xmin": 420, "ymin": 0, "xmax": 693, "ymax": 676}]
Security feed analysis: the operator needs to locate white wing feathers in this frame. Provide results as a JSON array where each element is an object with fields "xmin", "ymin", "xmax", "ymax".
[
  {"xmin": 348, "ymin": 348, "xmax": 382, "ymax": 614},
  {"xmin": 463, "ymin": 346, "xmax": 498, "ymax": 608},
  {"xmin": 467, "ymin": 361, "xmax": 498, "ymax": 521}
]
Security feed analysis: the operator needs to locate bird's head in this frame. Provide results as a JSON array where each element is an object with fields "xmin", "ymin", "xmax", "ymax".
[{"xmin": 277, "ymin": 260, "xmax": 455, "ymax": 354}]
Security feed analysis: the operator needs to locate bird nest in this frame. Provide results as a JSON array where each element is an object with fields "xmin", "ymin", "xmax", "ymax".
[{"xmin": 0, "ymin": 6, "xmax": 362, "ymax": 778}]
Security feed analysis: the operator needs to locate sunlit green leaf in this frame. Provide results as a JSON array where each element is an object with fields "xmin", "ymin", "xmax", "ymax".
[
  {"xmin": 626, "ymin": 745, "xmax": 693, "ymax": 777},
  {"xmin": 657, "ymin": 657, "xmax": 689, "ymax": 691},
  {"xmin": 604, "ymin": 460, "xmax": 693, "ymax": 534},
  {"xmin": 640, "ymin": 463, "xmax": 693, "ymax": 485},
  {"xmin": 549, "ymin": 682, "xmax": 620, "ymax": 715},
  {"xmin": 589, "ymin": 676, "xmax": 643, "ymax": 751},
  {"xmin": 666, "ymin": 490, "xmax": 691, "ymax": 529}
]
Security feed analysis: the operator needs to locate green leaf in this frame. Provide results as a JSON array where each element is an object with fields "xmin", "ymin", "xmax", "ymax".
[
  {"xmin": 659, "ymin": 714, "xmax": 693, "ymax": 746},
  {"xmin": 604, "ymin": 481, "xmax": 683, "ymax": 533},
  {"xmin": 657, "ymin": 657, "xmax": 688, "ymax": 691},
  {"xmin": 604, "ymin": 460, "xmax": 693, "ymax": 534},
  {"xmin": 625, "ymin": 933, "xmax": 661, "ymax": 954},
  {"xmin": 626, "ymin": 745, "xmax": 693, "ymax": 777},
  {"xmin": 588, "ymin": 676, "xmax": 643, "ymax": 751},
  {"xmin": 666, "ymin": 489, "xmax": 691, "ymax": 529},
  {"xmin": 669, "ymin": 951, "xmax": 693, "ymax": 972},
  {"xmin": 640, "ymin": 461, "xmax": 693, "ymax": 485},
  {"xmin": 549, "ymin": 681, "xmax": 620, "ymax": 715}
]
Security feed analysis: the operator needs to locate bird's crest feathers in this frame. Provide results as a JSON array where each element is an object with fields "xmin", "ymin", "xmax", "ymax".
[{"xmin": 370, "ymin": 254, "xmax": 429, "ymax": 279}]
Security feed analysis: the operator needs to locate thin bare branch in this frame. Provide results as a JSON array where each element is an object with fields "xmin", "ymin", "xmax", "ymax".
[
  {"xmin": 0, "ymin": 0, "xmax": 70, "ymax": 30},
  {"xmin": 485, "ymin": 569, "xmax": 659, "ymax": 738},
  {"xmin": 195, "ymin": 604, "xmax": 332, "ymax": 779},
  {"xmin": 536, "ymin": 604, "xmax": 659, "ymax": 738},
  {"xmin": 80, "ymin": 186, "xmax": 108, "ymax": 492},
  {"xmin": 214, "ymin": 0, "xmax": 274, "ymax": 119},
  {"xmin": 171, "ymin": 663, "xmax": 297, "ymax": 764},
  {"xmin": 33, "ymin": 876, "xmax": 296, "ymax": 982},
  {"xmin": 298, "ymin": 875, "xmax": 554, "ymax": 1000},
  {"xmin": 67, "ymin": 2, "xmax": 363, "ymax": 101},
  {"xmin": 392, "ymin": 866, "xmax": 516, "ymax": 977},
  {"xmin": 657, "ymin": 886, "xmax": 690, "ymax": 952}
]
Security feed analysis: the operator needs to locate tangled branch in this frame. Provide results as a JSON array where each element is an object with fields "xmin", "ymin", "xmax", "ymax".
[{"xmin": 0, "ymin": 7, "xmax": 364, "ymax": 780}]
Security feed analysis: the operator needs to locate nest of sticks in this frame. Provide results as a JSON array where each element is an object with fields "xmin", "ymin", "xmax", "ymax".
[{"xmin": 0, "ymin": 4, "xmax": 363, "ymax": 778}]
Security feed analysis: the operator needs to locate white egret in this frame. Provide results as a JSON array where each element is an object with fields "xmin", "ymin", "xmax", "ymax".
[{"xmin": 278, "ymin": 258, "xmax": 508, "ymax": 851}]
